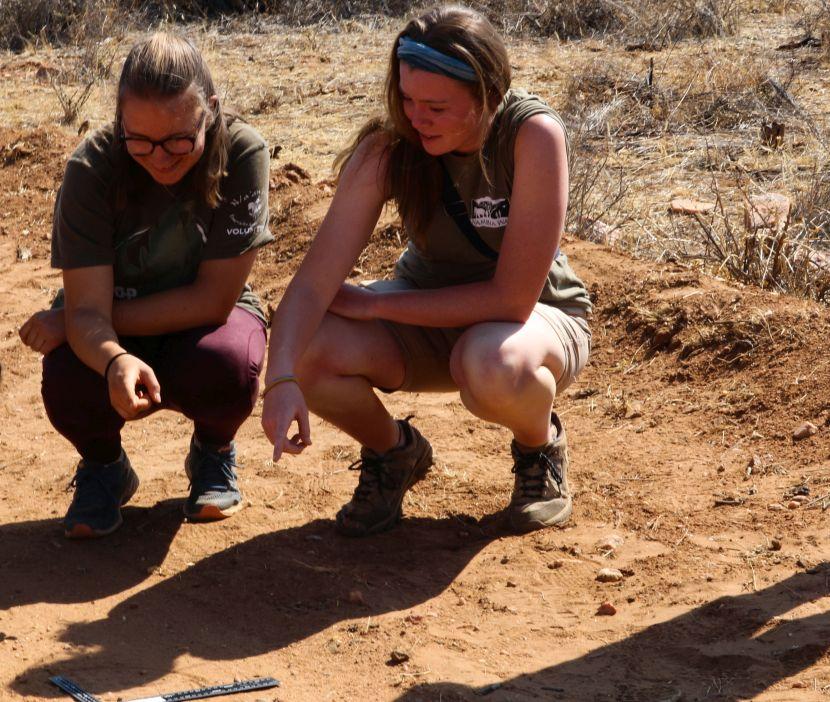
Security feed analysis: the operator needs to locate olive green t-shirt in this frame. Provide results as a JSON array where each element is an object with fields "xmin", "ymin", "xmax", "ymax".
[
  {"xmin": 51, "ymin": 119, "xmax": 273, "ymax": 323},
  {"xmin": 395, "ymin": 89, "xmax": 591, "ymax": 317}
]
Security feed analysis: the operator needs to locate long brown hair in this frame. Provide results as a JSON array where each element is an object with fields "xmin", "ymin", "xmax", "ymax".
[
  {"xmin": 335, "ymin": 5, "xmax": 511, "ymax": 244},
  {"xmin": 113, "ymin": 32, "xmax": 231, "ymax": 209}
]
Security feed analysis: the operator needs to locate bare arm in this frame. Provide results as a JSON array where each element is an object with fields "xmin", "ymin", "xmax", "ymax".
[
  {"xmin": 266, "ymin": 136, "xmax": 388, "ymax": 378},
  {"xmin": 110, "ymin": 250, "xmax": 256, "ymax": 335},
  {"xmin": 261, "ymin": 134, "xmax": 387, "ymax": 459},
  {"xmin": 331, "ymin": 114, "xmax": 569, "ymax": 327},
  {"xmin": 62, "ymin": 266, "xmax": 161, "ymax": 419}
]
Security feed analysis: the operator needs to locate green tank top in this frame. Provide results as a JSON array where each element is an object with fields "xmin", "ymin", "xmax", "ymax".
[{"xmin": 395, "ymin": 88, "xmax": 592, "ymax": 317}]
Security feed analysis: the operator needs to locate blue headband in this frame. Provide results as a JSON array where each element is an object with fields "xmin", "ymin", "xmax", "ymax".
[{"xmin": 397, "ymin": 37, "xmax": 477, "ymax": 83}]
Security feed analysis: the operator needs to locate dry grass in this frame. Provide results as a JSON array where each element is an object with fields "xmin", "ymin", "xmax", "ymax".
[{"xmin": 1, "ymin": 1, "xmax": 828, "ymax": 304}]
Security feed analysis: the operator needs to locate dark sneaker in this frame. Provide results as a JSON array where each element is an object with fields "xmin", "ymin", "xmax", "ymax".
[
  {"xmin": 336, "ymin": 418, "xmax": 433, "ymax": 537},
  {"xmin": 183, "ymin": 435, "xmax": 243, "ymax": 521},
  {"xmin": 64, "ymin": 450, "xmax": 139, "ymax": 539},
  {"xmin": 508, "ymin": 413, "xmax": 571, "ymax": 532}
]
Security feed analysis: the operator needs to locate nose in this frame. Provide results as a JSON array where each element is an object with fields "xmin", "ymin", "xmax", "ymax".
[
  {"xmin": 408, "ymin": 104, "xmax": 432, "ymax": 132},
  {"xmin": 148, "ymin": 146, "xmax": 177, "ymax": 168}
]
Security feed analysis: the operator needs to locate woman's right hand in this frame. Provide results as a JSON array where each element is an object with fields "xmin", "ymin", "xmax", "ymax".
[
  {"xmin": 261, "ymin": 380, "xmax": 312, "ymax": 462},
  {"xmin": 107, "ymin": 353, "xmax": 162, "ymax": 420}
]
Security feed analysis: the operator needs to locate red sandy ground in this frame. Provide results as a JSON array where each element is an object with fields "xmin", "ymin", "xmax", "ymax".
[{"xmin": 1, "ymin": 125, "xmax": 829, "ymax": 702}]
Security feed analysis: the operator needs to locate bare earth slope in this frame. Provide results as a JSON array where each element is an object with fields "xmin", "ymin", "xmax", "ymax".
[{"xmin": 1, "ymin": 123, "xmax": 829, "ymax": 702}]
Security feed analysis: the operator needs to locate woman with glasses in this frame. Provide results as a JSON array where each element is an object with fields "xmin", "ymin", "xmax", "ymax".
[
  {"xmin": 19, "ymin": 32, "xmax": 272, "ymax": 538},
  {"xmin": 261, "ymin": 6, "xmax": 591, "ymax": 536}
]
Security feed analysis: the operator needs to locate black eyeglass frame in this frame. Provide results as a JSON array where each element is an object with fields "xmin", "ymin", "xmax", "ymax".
[{"xmin": 120, "ymin": 111, "xmax": 208, "ymax": 156}]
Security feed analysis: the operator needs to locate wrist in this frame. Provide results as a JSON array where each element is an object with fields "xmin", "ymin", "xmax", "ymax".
[
  {"xmin": 262, "ymin": 374, "xmax": 299, "ymax": 399},
  {"xmin": 104, "ymin": 351, "xmax": 130, "ymax": 381}
]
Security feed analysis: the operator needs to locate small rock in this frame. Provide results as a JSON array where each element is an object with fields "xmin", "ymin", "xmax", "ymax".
[
  {"xmin": 768, "ymin": 503, "xmax": 785, "ymax": 511},
  {"xmin": 596, "ymin": 602, "xmax": 617, "ymax": 616},
  {"xmin": 669, "ymin": 198, "xmax": 715, "ymax": 215},
  {"xmin": 500, "ymin": 555, "xmax": 510, "ymax": 565},
  {"xmin": 626, "ymin": 595, "xmax": 636, "ymax": 603},
  {"xmin": 506, "ymin": 580, "xmax": 517, "ymax": 588},
  {"xmin": 548, "ymin": 560, "xmax": 564, "ymax": 569},
  {"xmin": 706, "ymin": 575, "xmax": 714, "ymax": 582},
  {"xmin": 792, "ymin": 681, "xmax": 808, "ymax": 689},
  {"xmin": 596, "ymin": 568, "xmax": 624, "ymax": 583},
  {"xmin": 787, "ymin": 500, "xmax": 801, "ymax": 510},
  {"xmin": 596, "ymin": 534, "xmax": 624, "ymax": 554},
  {"xmin": 388, "ymin": 649, "xmax": 410, "ymax": 665},
  {"xmin": 792, "ymin": 422, "xmax": 818, "ymax": 441},
  {"xmin": 624, "ymin": 401, "xmax": 644, "ymax": 420},
  {"xmin": 326, "ymin": 638, "xmax": 340, "ymax": 654},
  {"xmin": 770, "ymin": 538, "xmax": 783, "ymax": 551},
  {"xmin": 16, "ymin": 246, "xmax": 32, "ymax": 262},
  {"xmin": 791, "ymin": 495, "xmax": 809, "ymax": 504},
  {"xmin": 404, "ymin": 614, "xmax": 423, "ymax": 624},
  {"xmin": 348, "ymin": 589, "xmax": 366, "ymax": 605}
]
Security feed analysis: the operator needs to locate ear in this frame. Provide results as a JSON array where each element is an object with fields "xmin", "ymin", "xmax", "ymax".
[{"xmin": 208, "ymin": 94, "xmax": 219, "ymax": 111}]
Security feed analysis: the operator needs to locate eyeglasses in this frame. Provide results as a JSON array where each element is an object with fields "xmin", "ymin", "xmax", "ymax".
[{"xmin": 121, "ymin": 112, "xmax": 207, "ymax": 156}]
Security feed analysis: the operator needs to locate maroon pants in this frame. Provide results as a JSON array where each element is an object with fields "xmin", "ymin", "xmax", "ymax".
[{"xmin": 42, "ymin": 307, "xmax": 267, "ymax": 463}]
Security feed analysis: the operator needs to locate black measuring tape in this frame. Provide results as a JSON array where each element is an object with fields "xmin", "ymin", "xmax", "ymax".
[{"xmin": 51, "ymin": 675, "xmax": 280, "ymax": 702}]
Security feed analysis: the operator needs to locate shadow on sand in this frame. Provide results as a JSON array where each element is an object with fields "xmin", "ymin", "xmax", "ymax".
[
  {"xmin": 393, "ymin": 564, "xmax": 830, "ymax": 701},
  {"xmin": 9, "ymin": 514, "xmax": 500, "ymax": 698},
  {"xmin": 0, "ymin": 499, "xmax": 181, "ymax": 611}
]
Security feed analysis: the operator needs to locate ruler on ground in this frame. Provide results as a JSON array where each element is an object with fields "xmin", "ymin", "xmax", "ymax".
[{"xmin": 51, "ymin": 675, "xmax": 280, "ymax": 702}]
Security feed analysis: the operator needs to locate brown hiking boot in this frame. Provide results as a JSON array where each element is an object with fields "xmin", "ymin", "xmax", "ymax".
[
  {"xmin": 335, "ymin": 418, "xmax": 433, "ymax": 537},
  {"xmin": 508, "ymin": 413, "xmax": 571, "ymax": 532}
]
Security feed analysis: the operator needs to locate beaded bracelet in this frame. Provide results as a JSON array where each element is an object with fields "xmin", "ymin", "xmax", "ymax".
[{"xmin": 261, "ymin": 375, "xmax": 299, "ymax": 399}]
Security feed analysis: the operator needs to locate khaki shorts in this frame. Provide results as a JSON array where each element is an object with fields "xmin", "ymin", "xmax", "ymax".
[{"xmin": 364, "ymin": 278, "xmax": 591, "ymax": 394}]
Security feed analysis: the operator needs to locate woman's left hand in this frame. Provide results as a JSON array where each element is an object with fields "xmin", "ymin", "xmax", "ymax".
[
  {"xmin": 328, "ymin": 283, "xmax": 379, "ymax": 321},
  {"xmin": 19, "ymin": 309, "xmax": 67, "ymax": 355}
]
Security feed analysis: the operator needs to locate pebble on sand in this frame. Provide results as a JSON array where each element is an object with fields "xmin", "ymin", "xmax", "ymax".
[
  {"xmin": 792, "ymin": 422, "xmax": 818, "ymax": 441},
  {"xmin": 597, "ymin": 602, "xmax": 617, "ymax": 616},
  {"xmin": 596, "ymin": 568, "xmax": 625, "ymax": 583}
]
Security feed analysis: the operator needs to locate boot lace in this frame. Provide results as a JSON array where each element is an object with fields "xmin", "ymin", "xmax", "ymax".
[
  {"xmin": 348, "ymin": 454, "xmax": 398, "ymax": 502},
  {"xmin": 512, "ymin": 448, "xmax": 563, "ymax": 499}
]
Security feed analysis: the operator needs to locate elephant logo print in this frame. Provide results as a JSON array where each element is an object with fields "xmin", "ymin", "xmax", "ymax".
[{"xmin": 470, "ymin": 197, "xmax": 509, "ymax": 228}]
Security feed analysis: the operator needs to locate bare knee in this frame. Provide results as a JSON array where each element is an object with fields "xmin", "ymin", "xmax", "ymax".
[{"xmin": 453, "ymin": 333, "xmax": 535, "ymax": 410}]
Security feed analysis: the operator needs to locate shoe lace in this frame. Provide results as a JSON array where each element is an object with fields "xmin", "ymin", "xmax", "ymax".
[
  {"xmin": 512, "ymin": 448, "xmax": 563, "ymax": 499},
  {"xmin": 67, "ymin": 465, "xmax": 120, "ymax": 508},
  {"xmin": 347, "ymin": 454, "xmax": 398, "ymax": 502},
  {"xmin": 190, "ymin": 447, "xmax": 236, "ymax": 492}
]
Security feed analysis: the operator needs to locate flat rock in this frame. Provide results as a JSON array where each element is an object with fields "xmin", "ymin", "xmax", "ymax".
[
  {"xmin": 744, "ymin": 193, "xmax": 791, "ymax": 231},
  {"xmin": 669, "ymin": 198, "xmax": 715, "ymax": 215},
  {"xmin": 597, "ymin": 601, "xmax": 617, "ymax": 616}
]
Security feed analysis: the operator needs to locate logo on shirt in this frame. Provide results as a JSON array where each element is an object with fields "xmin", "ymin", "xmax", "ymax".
[
  {"xmin": 228, "ymin": 188, "xmax": 265, "ymax": 237},
  {"xmin": 470, "ymin": 197, "xmax": 509, "ymax": 228}
]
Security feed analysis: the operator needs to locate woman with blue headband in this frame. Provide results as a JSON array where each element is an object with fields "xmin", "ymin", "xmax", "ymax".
[{"xmin": 261, "ymin": 5, "xmax": 591, "ymax": 535}]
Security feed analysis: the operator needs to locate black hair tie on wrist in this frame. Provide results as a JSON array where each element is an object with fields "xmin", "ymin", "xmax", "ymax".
[{"xmin": 104, "ymin": 352, "xmax": 131, "ymax": 381}]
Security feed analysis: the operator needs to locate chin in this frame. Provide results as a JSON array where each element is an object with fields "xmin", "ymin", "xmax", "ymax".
[
  {"xmin": 147, "ymin": 165, "xmax": 187, "ymax": 185},
  {"xmin": 420, "ymin": 137, "xmax": 450, "ymax": 156}
]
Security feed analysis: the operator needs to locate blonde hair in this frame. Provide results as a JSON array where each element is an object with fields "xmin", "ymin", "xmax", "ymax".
[
  {"xmin": 113, "ymin": 32, "xmax": 230, "ymax": 208},
  {"xmin": 335, "ymin": 6, "xmax": 511, "ymax": 244}
]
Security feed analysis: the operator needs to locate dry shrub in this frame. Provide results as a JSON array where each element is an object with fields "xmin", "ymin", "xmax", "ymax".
[
  {"xmin": 561, "ymin": 56, "xmax": 667, "ymax": 137},
  {"xmin": 566, "ymin": 124, "xmax": 631, "ymax": 240},
  {"xmin": 665, "ymin": 173, "xmax": 830, "ymax": 303},
  {"xmin": 624, "ymin": 0, "xmax": 741, "ymax": 49},
  {"xmin": 681, "ymin": 57, "xmax": 801, "ymax": 131},
  {"xmin": 46, "ymin": 0, "xmax": 125, "ymax": 125}
]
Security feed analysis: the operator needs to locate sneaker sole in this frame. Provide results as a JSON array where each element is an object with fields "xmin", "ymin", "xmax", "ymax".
[
  {"xmin": 64, "ymin": 469, "xmax": 140, "ymax": 540},
  {"xmin": 335, "ymin": 444, "xmax": 433, "ymax": 538},
  {"xmin": 183, "ymin": 500, "xmax": 244, "ymax": 522},
  {"xmin": 509, "ymin": 498, "xmax": 573, "ymax": 533}
]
